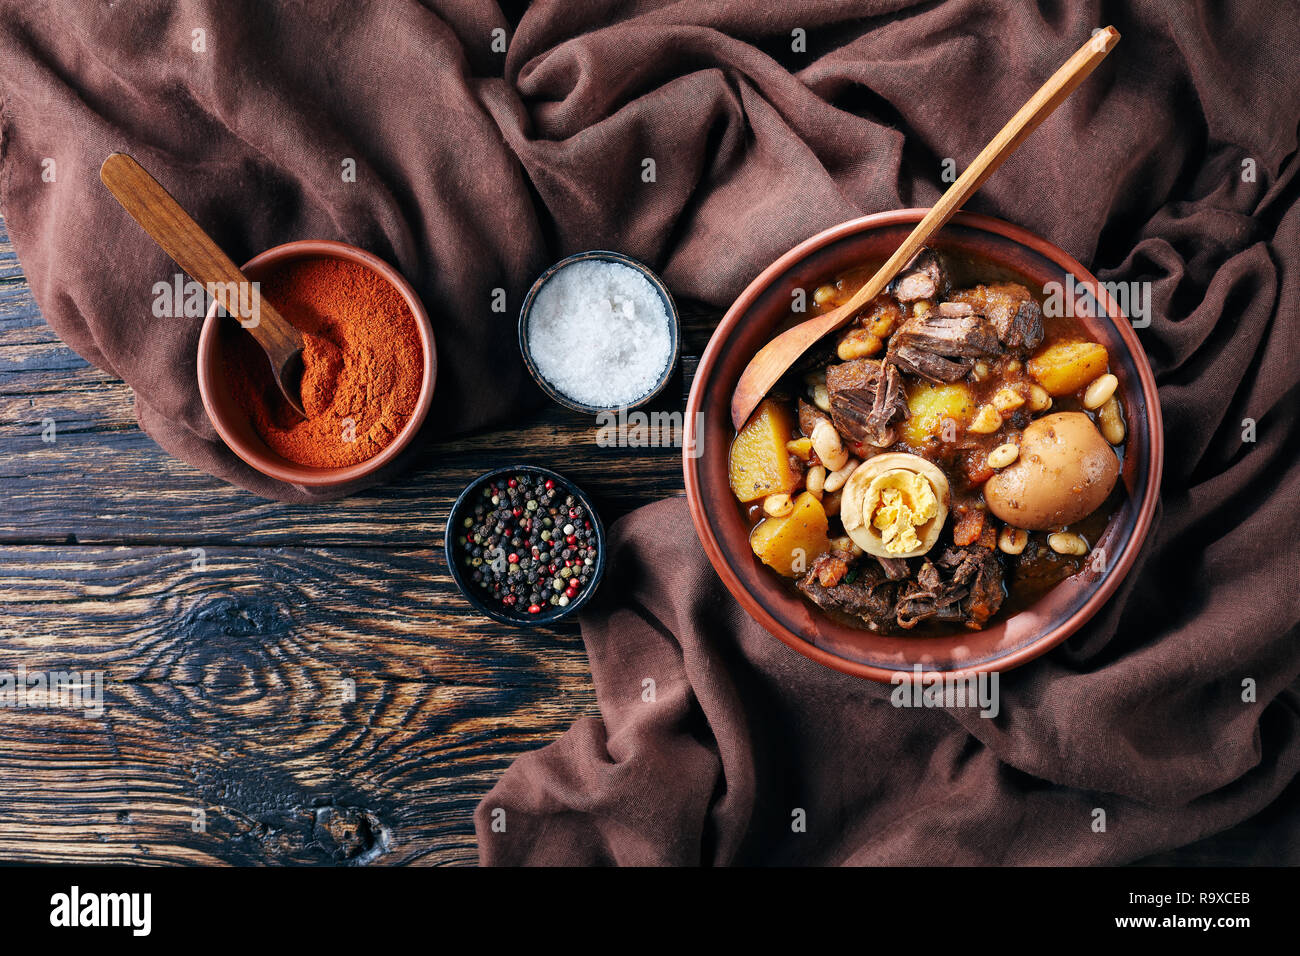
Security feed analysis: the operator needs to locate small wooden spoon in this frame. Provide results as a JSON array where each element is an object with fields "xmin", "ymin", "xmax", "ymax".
[
  {"xmin": 731, "ymin": 26, "xmax": 1120, "ymax": 430},
  {"xmin": 100, "ymin": 152, "xmax": 307, "ymax": 417}
]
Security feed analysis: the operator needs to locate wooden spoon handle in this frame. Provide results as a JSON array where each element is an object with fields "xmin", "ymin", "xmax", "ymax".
[
  {"xmin": 98, "ymin": 152, "xmax": 301, "ymax": 363},
  {"xmin": 833, "ymin": 26, "xmax": 1120, "ymax": 325},
  {"xmin": 730, "ymin": 26, "xmax": 1120, "ymax": 430}
]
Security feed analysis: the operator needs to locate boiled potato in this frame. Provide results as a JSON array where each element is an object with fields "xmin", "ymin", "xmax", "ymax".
[
  {"xmin": 901, "ymin": 382, "xmax": 975, "ymax": 446},
  {"xmin": 984, "ymin": 412, "xmax": 1119, "ymax": 530},
  {"xmin": 730, "ymin": 399, "xmax": 801, "ymax": 502},
  {"xmin": 749, "ymin": 491, "xmax": 830, "ymax": 577},
  {"xmin": 1028, "ymin": 341, "xmax": 1109, "ymax": 396}
]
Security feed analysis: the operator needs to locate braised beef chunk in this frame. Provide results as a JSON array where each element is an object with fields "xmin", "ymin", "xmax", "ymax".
[
  {"xmin": 948, "ymin": 282, "xmax": 1045, "ymax": 351},
  {"xmin": 1001, "ymin": 300, "xmax": 1044, "ymax": 350},
  {"xmin": 937, "ymin": 546, "xmax": 1004, "ymax": 628},
  {"xmin": 876, "ymin": 556, "xmax": 911, "ymax": 581},
  {"xmin": 800, "ymin": 544, "xmax": 1004, "ymax": 632},
  {"xmin": 886, "ymin": 310, "xmax": 1002, "ymax": 383},
  {"xmin": 797, "ymin": 397, "xmax": 831, "ymax": 437},
  {"xmin": 798, "ymin": 561, "xmax": 899, "ymax": 632},
  {"xmin": 825, "ymin": 358, "xmax": 908, "ymax": 447},
  {"xmin": 888, "ymin": 343, "xmax": 969, "ymax": 383},
  {"xmin": 894, "ymin": 546, "xmax": 1005, "ymax": 630},
  {"xmin": 892, "ymin": 312, "xmax": 1002, "ymax": 358},
  {"xmin": 891, "ymin": 247, "xmax": 948, "ymax": 303},
  {"xmin": 895, "ymin": 572, "xmax": 967, "ymax": 627},
  {"xmin": 951, "ymin": 548, "xmax": 1004, "ymax": 626}
]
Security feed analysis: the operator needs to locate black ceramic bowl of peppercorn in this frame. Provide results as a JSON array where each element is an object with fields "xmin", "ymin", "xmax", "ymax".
[{"xmin": 445, "ymin": 465, "xmax": 607, "ymax": 627}]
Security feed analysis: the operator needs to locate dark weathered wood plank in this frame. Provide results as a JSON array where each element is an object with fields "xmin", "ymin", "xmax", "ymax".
[
  {"xmin": 0, "ymin": 395, "xmax": 690, "ymax": 545},
  {"xmin": 0, "ymin": 544, "xmax": 599, "ymax": 865}
]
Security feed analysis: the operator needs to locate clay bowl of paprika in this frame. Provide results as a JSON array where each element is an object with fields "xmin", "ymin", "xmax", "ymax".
[{"xmin": 197, "ymin": 240, "xmax": 436, "ymax": 487}]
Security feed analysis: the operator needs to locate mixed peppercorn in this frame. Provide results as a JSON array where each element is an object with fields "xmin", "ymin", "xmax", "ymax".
[{"xmin": 457, "ymin": 472, "xmax": 599, "ymax": 616}]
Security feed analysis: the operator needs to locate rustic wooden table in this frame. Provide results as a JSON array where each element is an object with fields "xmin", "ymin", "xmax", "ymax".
[{"xmin": 0, "ymin": 214, "xmax": 715, "ymax": 865}]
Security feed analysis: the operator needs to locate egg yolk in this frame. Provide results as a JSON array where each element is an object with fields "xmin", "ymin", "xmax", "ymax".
[{"xmin": 867, "ymin": 470, "xmax": 938, "ymax": 554}]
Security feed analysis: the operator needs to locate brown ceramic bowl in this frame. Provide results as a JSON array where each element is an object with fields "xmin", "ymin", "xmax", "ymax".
[
  {"xmin": 684, "ymin": 210, "xmax": 1163, "ymax": 682},
  {"xmin": 197, "ymin": 240, "xmax": 437, "ymax": 487}
]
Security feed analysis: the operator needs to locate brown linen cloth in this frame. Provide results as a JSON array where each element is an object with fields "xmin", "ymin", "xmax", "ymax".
[
  {"xmin": 0, "ymin": 0, "xmax": 552, "ymax": 500},
  {"xmin": 0, "ymin": 1, "xmax": 1297, "ymax": 861},
  {"xmin": 472, "ymin": 3, "xmax": 1300, "ymax": 864}
]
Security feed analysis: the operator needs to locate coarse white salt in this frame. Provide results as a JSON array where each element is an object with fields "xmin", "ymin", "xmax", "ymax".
[{"xmin": 526, "ymin": 259, "xmax": 672, "ymax": 408}]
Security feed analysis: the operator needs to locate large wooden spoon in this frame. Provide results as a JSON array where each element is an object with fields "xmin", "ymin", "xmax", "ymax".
[
  {"xmin": 100, "ymin": 152, "xmax": 307, "ymax": 417},
  {"xmin": 731, "ymin": 26, "xmax": 1120, "ymax": 430}
]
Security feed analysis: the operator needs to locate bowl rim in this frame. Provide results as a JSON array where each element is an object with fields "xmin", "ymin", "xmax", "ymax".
[
  {"xmin": 683, "ymin": 209, "xmax": 1164, "ymax": 683},
  {"xmin": 196, "ymin": 239, "xmax": 437, "ymax": 487},
  {"xmin": 443, "ymin": 464, "xmax": 608, "ymax": 627},
  {"xmin": 517, "ymin": 249, "xmax": 681, "ymax": 414}
]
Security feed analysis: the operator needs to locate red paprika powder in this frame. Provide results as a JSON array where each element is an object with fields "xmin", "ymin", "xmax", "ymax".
[{"xmin": 221, "ymin": 256, "xmax": 423, "ymax": 468}]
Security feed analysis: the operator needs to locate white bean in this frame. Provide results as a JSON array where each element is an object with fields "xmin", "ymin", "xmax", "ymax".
[
  {"xmin": 763, "ymin": 493, "xmax": 794, "ymax": 518},
  {"xmin": 811, "ymin": 420, "xmax": 848, "ymax": 471},
  {"xmin": 1048, "ymin": 532, "xmax": 1088, "ymax": 556},
  {"xmin": 823, "ymin": 458, "xmax": 859, "ymax": 493},
  {"xmin": 1098, "ymin": 395, "xmax": 1125, "ymax": 445},
  {"xmin": 812, "ymin": 383, "xmax": 831, "ymax": 413},
  {"xmin": 991, "ymin": 386, "xmax": 1025, "ymax": 412},
  {"xmin": 987, "ymin": 443, "xmax": 1019, "ymax": 469},
  {"xmin": 968, "ymin": 404, "xmax": 1002, "ymax": 434},
  {"xmin": 1083, "ymin": 373, "xmax": 1118, "ymax": 410},
  {"xmin": 998, "ymin": 526, "xmax": 1028, "ymax": 555},
  {"xmin": 836, "ymin": 331, "xmax": 882, "ymax": 361},
  {"xmin": 805, "ymin": 464, "xmax": 826, "ymax": 498},
  {"xmin": 1027, "ymin": 384, "xmax": 1052, "ymax": 412}
]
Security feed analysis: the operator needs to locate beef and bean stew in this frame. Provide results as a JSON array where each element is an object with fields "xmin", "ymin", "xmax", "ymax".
[{"xmin": 728, "ymin": 248, "xmax": 1127, "ymax": 635}]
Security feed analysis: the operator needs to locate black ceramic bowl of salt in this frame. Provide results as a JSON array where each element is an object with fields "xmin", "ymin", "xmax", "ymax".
[
  {"xmin": 518, "ymin": 250, "xmax": 680, "ymax": 414},
  {"xmin": 445, "ymin": 465, "xmax": 608, "ymax": 627}
]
